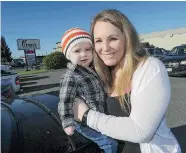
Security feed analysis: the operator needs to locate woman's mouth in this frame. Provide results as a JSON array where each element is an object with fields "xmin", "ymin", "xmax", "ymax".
[{"xmin": 102, "ymin": 53, "xmax": 115, "ymax": 57}]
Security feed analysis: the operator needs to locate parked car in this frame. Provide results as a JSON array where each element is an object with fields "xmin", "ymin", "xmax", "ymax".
[
  {"xmin": 159, "ymin": 48, "xmax": 170, "ymax": 55},
  {"xmin": 1, "ymin": 94, "xmax": 102, "ymax": 153},
  {"xmin": 170, "ymin": 45, "xmax": 186, "ymax": 56},
  {"xmin": 145, "ymin": 48, "xmax": 165, "ymax": 59},
  {"xmin": 1, "ymin": 78, "xmax": 15, "ymax": 102},
  {"xmin": 12, "ymin": 61, "xmax": 26, "ymax": 69},
  {"xmin": 1, "ymin": 64, "xmax": 13, "ymax": 71},
  {"xmin": 1, "ymin": 69, "xmax": 21, "ymax": 93},
  {"xmin": 161, "ymin": 45, "xmax": 186, "ymax": 76}
]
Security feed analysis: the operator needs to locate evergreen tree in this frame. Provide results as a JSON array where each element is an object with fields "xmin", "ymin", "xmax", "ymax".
[{"xmin": 1, "ymin": 35, "xmax": 13, "ymax": 63}]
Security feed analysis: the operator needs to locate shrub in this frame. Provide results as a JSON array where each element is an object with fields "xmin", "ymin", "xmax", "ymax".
[{"xmin": 43, "ymin": 52, "xmax": 68, "ymax": 70}]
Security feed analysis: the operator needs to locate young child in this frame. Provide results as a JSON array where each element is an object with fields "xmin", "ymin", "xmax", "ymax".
[{"xmin": 58, "ymin": 27, "xmax": 118, "ymax": 153}]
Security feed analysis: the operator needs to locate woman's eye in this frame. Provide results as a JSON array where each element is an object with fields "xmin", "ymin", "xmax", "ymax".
[
  {"xmin": 95, "ymin": 40, "xmax": 101, "ymax": 43},
  {"xmin": 110, "ymin": 37, "xmax": 117, "ymax": 41}
]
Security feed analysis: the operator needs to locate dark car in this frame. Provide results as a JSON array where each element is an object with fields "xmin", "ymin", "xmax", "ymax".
[
  {"xmin": 161, "ymin": 45, "xmax": 186, "ymax": 76},
  {"xmin": 159, "ymin": 48, "xmax": 170, "ymax": 55},
  {"xmin": 145, "ymin": 48, "xmax": 165, "ymax": 60},
  {"xmin": 12, "ymin": 61, "xmax": 26, "ymax": 69},
  {"xmin": 1, "ymin": 94, "xmax": 101, "ymax": 153},
  {"xmin": 1, "ymin": 94, "xmax": 186, "ymax": 153}
]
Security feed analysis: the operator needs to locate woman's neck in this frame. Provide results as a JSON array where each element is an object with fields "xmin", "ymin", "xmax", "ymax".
[
  {"xmin": 110, "ymin": 58, "xmax": 125, "ymax": 97},
  {"xmin": 111, "ymin": 57, "xmax": 125, "ymax": 81}
]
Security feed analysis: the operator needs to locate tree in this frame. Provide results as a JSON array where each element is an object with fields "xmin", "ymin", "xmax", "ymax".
[
  {"xmin": 141, "ymin": 42, "xmax": 155, "ymax": 48},
  {"xmin": 142, "ymin": 42, "xmax": 150, "ymax": 48},
  {"xmin": 43, "ymin": 51, "xmax": 68, "ymax": 70},
  {"xmin": 1, "ymin": 35, "xmax": 13, "ymax": 63}
]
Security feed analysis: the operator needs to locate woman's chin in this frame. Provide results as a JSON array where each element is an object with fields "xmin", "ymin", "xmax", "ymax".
[{"xmin": 103, "ymin": 60, "xmax": 116, "ymax": 67}]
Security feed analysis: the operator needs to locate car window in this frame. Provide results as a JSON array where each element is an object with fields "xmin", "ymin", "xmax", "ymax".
[
  {"xmin": 177, "ymin": 48, "xmax": 186, "ymax": 55},
  {"xmin": 171, "ymin": 46, "xmax": 186, "ymax": 55},
  {"xmin": 161, "ymin": 49, "xmax": 168, "ymax": 55},
  {"xmin": 1, "ymin": 70, "xmax": 12, "ymax": 76},
  {"xmin": 154, "ymin": 49, "xmax": 163, "ymax": 55},
  {"xmin": 170, "ymin": 47, "xmax": 178, "ymax": 55},
  {"xmin": 147, "ymin": 48, "xmax": 154, "ymax": 55},
  {"xmin": 171, "ymin": 47, "xmax": 176, "ymax": 54},
  {"xmin": 1, "ymin": 65, "xmax": 10, "ymax": 71}
]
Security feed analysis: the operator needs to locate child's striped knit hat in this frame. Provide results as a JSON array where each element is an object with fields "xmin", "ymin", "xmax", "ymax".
[{"xmin": 61, "ymin": 27, "xmax": 92, "ymax": 60}]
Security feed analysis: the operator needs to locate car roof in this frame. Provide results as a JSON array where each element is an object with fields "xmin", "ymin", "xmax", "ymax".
[{"xmin": 174, "ymin": 45, "xmax": 186, "ymax": 48}]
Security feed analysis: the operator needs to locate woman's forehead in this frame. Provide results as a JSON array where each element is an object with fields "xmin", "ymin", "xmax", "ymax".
[{"xmin": 93, "ymin": 21, "xmax": 122, "ymax": 38}]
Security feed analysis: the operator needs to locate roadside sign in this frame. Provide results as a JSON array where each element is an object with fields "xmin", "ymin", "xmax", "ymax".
[
  {"xmin": 25, "ymin": 50, "xmax": 36, "ymax": 65},
  {"xmin": 17, "ymin": 39, "xmax": 40, "ymax": 70},
  {"xmin": 17, "ymin": 39, "xmax": 40, "ymax": 50},
  {"xmin": 25, "ymin": 50, "xmax": 35, "ymax": 54}
]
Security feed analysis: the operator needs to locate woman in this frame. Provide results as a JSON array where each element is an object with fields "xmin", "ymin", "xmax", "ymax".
[{"xmin": 73, "ymin": 9, "xmax": 181, "ymax": 153}]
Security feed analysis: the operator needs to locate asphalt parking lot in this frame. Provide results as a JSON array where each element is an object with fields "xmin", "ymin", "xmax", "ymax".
[
  {"xmin": 18, "ymin": 70, "xmax": 186, "ymax": 127},
  {"xmin": 18, "ymin": 70, "xmax": 186, "ymax": 152}
]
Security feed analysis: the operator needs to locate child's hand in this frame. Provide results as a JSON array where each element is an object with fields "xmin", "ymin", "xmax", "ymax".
[{"xmin": 64, "ymin": 126, "xmax": 75, "ymax": 136}]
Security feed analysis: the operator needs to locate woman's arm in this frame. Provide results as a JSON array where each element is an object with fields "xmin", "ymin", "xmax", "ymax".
[{"xmin": 86, "ymin": 60, "xmax": 171, "ymax": 143}]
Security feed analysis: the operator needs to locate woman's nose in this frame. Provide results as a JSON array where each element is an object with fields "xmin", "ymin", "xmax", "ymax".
[{"xmin": 102, "ymin": 42, "xmax": 110, "ymax": 52}]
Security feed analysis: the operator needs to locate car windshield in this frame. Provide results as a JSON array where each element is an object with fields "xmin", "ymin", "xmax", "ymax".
[
  {"xmin": 154, "ymin": 49, "xmax": 163, "ymax": 55},
  {"xmin": 1, "ymin": 70, "xmax": 12, "ymax": 76},
  {"xmin": 146, "ymin": 48, "xmax": 163, "ymax": 56},
  {"xmin": 146, "ymin": 48, "xmax": 154, "ymax": 55},
  {"xmin": 170, "ymin": 46, "xmax": 186, "ymax": 55}
]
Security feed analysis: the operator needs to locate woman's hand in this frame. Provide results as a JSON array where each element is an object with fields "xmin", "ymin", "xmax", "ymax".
[{"xmin": 73, "ymin": 98, "xmax": 89, "ymax": 122}]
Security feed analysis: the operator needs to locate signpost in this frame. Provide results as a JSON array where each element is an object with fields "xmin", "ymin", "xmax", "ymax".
[
  {"xmin": 25, "ymin": 50, "xmax": 36, "ymax": 65},
  {"xmin": 17, "ymin": 39, "xmax": 40, "ymax": 70}
]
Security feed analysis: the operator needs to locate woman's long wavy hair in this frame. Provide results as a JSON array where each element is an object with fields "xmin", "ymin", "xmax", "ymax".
[{"xmin": 91, "ymin": 9, "xmax": 148, "ymax": 112}]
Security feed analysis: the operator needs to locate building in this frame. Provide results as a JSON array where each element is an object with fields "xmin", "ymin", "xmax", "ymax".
[
  {"xmin": 13, "ymin": 58, "xmax": 25, "ymax": 64},
  {"xmin": 36, "ymin": 55, "xmax": 46, "ymax": 64},
  {"xmin": 140, "ymin": 27, "xmax": 186, "ymax": 50},
  {"xmin": 53, "ymin": 42, "xmax": 61, "ymax": 52},
  {"xmin": 54, "ymin": 27, "xmax": 186, "ymax": 51},
  {"xmin": 14, "ymin": 55, "xmax": 46, "ymax": 65}
]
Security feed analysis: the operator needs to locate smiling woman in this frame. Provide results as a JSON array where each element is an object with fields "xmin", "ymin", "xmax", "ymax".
[
  {"xmin": 73, "ymin": 9, "xmax": 181, "ymax": 153},
  {"xmin": 93, "ymin": 21, "xmax": 126, "ymax": 67}
]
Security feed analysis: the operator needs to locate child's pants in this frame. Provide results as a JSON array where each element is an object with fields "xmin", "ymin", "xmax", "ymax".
[{"xmin": 75, "ymin": 122, "xmax": 118, "ymax": 153}]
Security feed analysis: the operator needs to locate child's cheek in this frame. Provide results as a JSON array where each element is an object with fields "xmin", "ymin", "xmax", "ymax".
[{"xmin": 70, "ymin": 54, "xmax": 80, "ymax": 65}]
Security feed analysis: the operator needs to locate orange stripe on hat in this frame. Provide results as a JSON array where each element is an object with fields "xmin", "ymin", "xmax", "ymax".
[
  {"xmin": 61, "ymin": 27, "xmax": 81, "ymax": 41},
  {"xmin": 62, "ymin": 31, "xmax": 90, "ymax": 53}
]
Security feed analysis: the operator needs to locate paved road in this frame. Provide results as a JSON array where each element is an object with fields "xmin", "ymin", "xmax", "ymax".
[
  {"xmin": 18, "ymin": 70, "xmax": 186, "ymax": 128},
  {"xmin": 166, "ymin": 76, "xmax": 186, "ymax": 128}
]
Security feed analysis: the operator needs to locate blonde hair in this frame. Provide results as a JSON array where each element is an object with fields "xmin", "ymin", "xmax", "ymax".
[{"xmin": 91, "ymin": 9, "xmax": 147, "ymax": 112}]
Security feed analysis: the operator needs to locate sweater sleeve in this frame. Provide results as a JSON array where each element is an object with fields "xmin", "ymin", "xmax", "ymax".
[
  {"xmin": 58, "ymin": 71, "xmax": 78, "ymax": 129},
  {"xmin": 87, "ymin": 58, "xmax": 171, "ymax": 143}
]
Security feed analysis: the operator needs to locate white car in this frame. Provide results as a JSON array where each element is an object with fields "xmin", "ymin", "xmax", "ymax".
[{"xmin": 1, "ymin": 67, "xmax": 21, "ymax": 93}]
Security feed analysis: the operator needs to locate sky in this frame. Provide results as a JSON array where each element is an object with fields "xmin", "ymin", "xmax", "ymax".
[{"xmin": 1, "ymin": 1, "xmax": 186, "ymax": 58}]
